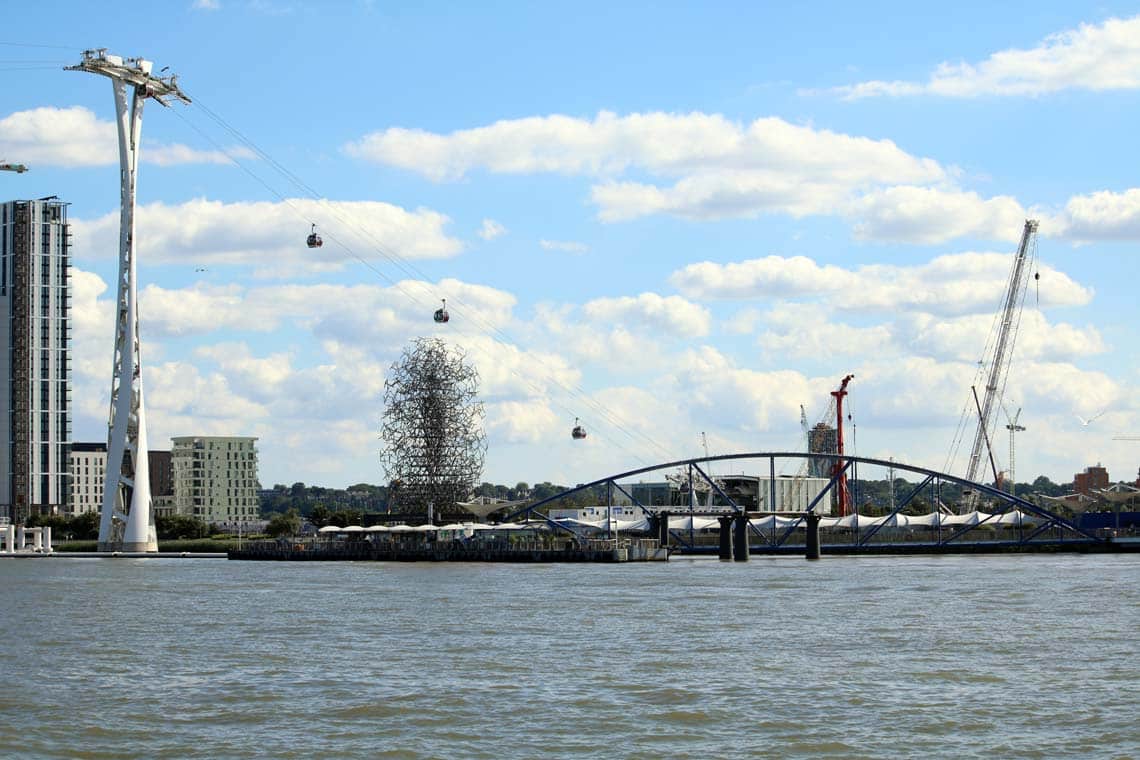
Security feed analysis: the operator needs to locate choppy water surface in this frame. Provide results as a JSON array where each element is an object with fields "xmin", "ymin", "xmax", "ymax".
[{"xmin": 1, "ymin": 554, "xmax": 1137, "ymax": 759}]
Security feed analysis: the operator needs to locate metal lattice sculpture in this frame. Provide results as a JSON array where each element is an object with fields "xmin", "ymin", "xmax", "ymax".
[{"xmin": 380, "ymin": 338, "xmax": 486, "ymax": 516}]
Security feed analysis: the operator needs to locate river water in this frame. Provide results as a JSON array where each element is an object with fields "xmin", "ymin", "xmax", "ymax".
[{"xmin": 1, "ymin": 554, "xmax": 1136, "ymax": 759}]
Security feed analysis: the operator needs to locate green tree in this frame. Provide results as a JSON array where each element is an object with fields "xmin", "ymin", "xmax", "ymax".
[
  {"xmin": 265, "ymin": 509, "xmax": 301, "ymax": 537},
  {"xmin": 156, "ymin": 514, "xmax": 209, "ymax": 540},
  {"xmin": 69, "ymin": 511, "xmax": 101, "ymax": 540},
  {"xmin": 309, "ymin": 504, "xmax": 332, "ymax": 528},
  {"xmin": 326, "ymin": 508, "xmax": 362, "ymax": 527}
]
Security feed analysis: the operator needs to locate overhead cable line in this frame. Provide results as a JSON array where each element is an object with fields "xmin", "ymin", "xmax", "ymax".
[{"xmin": 170, "ymin": 96, "xmax": 683, "ymax": 467}]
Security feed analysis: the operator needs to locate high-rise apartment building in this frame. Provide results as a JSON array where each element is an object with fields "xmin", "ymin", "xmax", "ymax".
[
  {"xmin": 171, "ymin": 436, "xmax": 260, "ymax": 525},
  {"xmin": 1, "ymin": 198, "xmax": 71, "ymax": 523}
]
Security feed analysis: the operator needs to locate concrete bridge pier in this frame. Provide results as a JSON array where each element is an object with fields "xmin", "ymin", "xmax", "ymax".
[
  {"xmin": 805, "ymin": 512, "xmax": 821, "ymax": 560},
  {"xmin": 733, "ymin": 513, "xmax": 749, "ymax": 562},
  {"xmin": 657, "ymin": 511, "xmax": 670, "ymax": 548},
  {"xmin": 717, "ymin": 516, "xmax": 734, "ymax": 560}
]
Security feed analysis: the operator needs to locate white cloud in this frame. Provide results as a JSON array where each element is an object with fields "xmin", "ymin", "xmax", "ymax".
[
  {"xmin": 757, "ymin": 303, "xmax": 894, "ymax": 360},
  {"xmin": 192, "ymin": 0, "xmax": 220, "ymax": 9},
  {"xmin": 135, "ymin": 277, "xmax": 516, "ymax": 346},
  {"xmin": 896, "ymin": 310, "xmax": 1106, "ymax": 363},
  {"xmin": 668, "ymin": 346, "xmax": 823, "ymax": 433},
  {"xmin": 582, "ymin": 293, "xmax": 711, "ymax": 339},
  {"xmin": 823, "ymin": 15, "xmax": 1140, "ymax": 99},
  {"xmin": 0, "ymin": 106, "xmax": 251, "ymax": 168},
  {"xmin": 146, "ymin": 144, "xmax": 255, "ymax": 166},
  {"xmin": 671, "ymin": 255, "xmax": 849, "ymax": 301},
  {"xmin": 531, "ymin": 304, "xmax": 665, "ymax": 368},
  {"xmin": 670, "ymin": 252, "xmax": 1093, "ymax": 316},
  {"xmin": 346, "ymin": 111, "xmax": 944, "ymax": 185},
  {"xmin": 1054, "ymin": 188, "xmax": 1140, "ymax": 241},
  {"xmin": 847, "ymin": 187, "xmax": 1027, "ymax": 244},
  {"xmin": 346, "ymin": 111, "xmax": 964, "ymax": 235},
  {"xmin": 71, "ymin": 197, "xmax": 463, "ymax": 273},
  {"xmin": 486, "ymin": 399, "xmax": 561, "ymax": 444},
  {"xmin": 477, "ymin": 218, "xmax": 507, "ymax": 241},
  {"xmin": 65, "ymin": 244, "xmax": 1125, "ymax": 490},
  {"xmin": 345, "ymin": 109, "xmax": 1086, "ymax": 243},
  {"xmin": 539, "ymin": 239, "xmax": 588, "ymax": 253}
]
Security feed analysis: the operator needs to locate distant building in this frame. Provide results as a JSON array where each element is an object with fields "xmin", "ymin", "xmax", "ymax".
[
  {"xmin": 148, "ymin": 450, "xmax": 175, "ymax": 518},
  {"xmin": 68, "ymin": 443, "xmax": 106, "ymax": 515},
  {"xmin": 171, "ymin": 436, "xmax": 260, "ymax": 525},
  {"xmin": 808, "ymin": 422, "xmax": 837, "ymax": 479},
  {"xmin": 1074, "ymin": 465, "xmax": 1109, "ymax": 495},
  {"xmin": 549, "ymin": 504, "xmax": 644, "ymax": 522},
  {"xmin": 68, "ymin": 444, "xmax": 173, "ymax": 517},
  {"xmin": 1, "ymin": 198, "xmax": 71, "ymax": 523},
  {"xmin": 630, "ymin": 481, "xmax": 671, "ymax": 507}
]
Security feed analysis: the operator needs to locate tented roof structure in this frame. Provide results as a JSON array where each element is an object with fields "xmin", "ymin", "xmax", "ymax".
[{"xmin": 455, "ymin": 498, "xmax": 530, "ymax": 519}]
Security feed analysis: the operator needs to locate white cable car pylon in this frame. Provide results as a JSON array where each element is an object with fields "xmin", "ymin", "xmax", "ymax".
[{"xmin": 66, "ymin": 49, "xmax": 190, "ymax": 552}]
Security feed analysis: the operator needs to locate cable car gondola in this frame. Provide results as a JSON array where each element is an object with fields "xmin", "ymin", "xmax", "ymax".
[
  {"xmin": 433, "ymin": 298, "xmax": 449, "ymax": 323},
  {"xmin": 571, "ymin": 417, "xmax": 587, "ymax": 440},
  {"xmin": 306, "ymin": 223, "xmax": 323, "ymax": 249}
]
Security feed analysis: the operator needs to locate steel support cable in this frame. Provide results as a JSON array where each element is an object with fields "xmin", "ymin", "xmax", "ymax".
[
  {"xmin": 183, "ymin": 97, "xmax": 679, "ymax": 465},
  {"xmin": 170, "ymin": 100, "xmax": 676, "ymax": 467},
  {"xmin": 169, "ymin": 112, "xmax": 670, "ymax": 471},
  {"xmin": 0, "ymin": 41, "xmax": 78, "ymax": 70},
  {"xmin": 0, "ymin": 42, "xmax": 80, "ymax": 49}
]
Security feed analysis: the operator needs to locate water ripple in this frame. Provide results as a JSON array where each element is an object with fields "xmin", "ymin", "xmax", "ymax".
[{"xmin": 1, "ymin": 554, "xmax": 1137, "ymax": 759}]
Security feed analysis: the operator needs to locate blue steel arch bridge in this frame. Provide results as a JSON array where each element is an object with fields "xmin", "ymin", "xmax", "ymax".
[{"xmin": 504, "ymin": 452, "xmax": 1115, "ymax": 555}]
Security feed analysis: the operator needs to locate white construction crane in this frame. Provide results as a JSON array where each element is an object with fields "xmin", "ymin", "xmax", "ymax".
[
  {"xmin": 1004, "ymin": 406, "xmax": 1025, "ymax": 497},
  {"xmin": 965, "ymin": 219, "xmax": 1038, "ymax": 489},
  {"xmin": 1, "ymin": 162, "xmax": 28, "ymax": 173}
]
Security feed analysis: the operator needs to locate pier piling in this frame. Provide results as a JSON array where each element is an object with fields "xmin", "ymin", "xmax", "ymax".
[
  {"xmin": 733, "ymin": 513, "xmax": 749, "ymax": 562},
  {"xmin": 718, "ymin": 516, "xmax": 734, "ymax": 560},
  {"xmin": 805, "ymin": 512, "xmax": 821, "ymax": 560}
]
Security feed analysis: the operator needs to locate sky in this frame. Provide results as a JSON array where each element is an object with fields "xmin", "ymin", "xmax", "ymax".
[{"xmin": 2, "ymin": 1, "xmax": 1139, "ymax": 491}]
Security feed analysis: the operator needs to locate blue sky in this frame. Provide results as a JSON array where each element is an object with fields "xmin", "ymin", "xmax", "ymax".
[{"xmin": 3, "ymin": 1, "xmax": 1139, "ymax": 490}]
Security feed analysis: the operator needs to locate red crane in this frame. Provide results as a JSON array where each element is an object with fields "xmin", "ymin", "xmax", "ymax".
[{"xmin": 831, "ymin": 374, "xmax": 854, "ymax": 517}]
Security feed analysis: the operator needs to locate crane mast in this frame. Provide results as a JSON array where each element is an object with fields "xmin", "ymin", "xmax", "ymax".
[
  {"xmin": 965, "ymin": 219, "xmax": 1038, "ymax": 488},
  {"xmin": 1005, "ymin": 407, "xmax": 1025, "ymax": 497},
  {"xmin": 831, "ymin": 374, "xmax": 854, "ymax": 517}
]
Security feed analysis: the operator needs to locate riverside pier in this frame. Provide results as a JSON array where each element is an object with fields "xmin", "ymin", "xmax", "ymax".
[{"xmin": 229, "ymin": 525, "xmax": 668, "ymax": 562}]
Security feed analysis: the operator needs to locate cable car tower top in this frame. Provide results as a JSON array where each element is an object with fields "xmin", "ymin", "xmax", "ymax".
[
  {"xmin": 66, "ymin": 49, "xmax": 189, "ymax": 552},
  {"xmin": 66, "ymin": 49, "xmax": 190, "ymax": 106}
]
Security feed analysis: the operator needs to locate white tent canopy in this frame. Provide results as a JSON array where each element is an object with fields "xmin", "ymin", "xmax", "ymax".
[{"xmin": 315, "ymin": 510, "xmax": 1040, "ymax": 537}]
